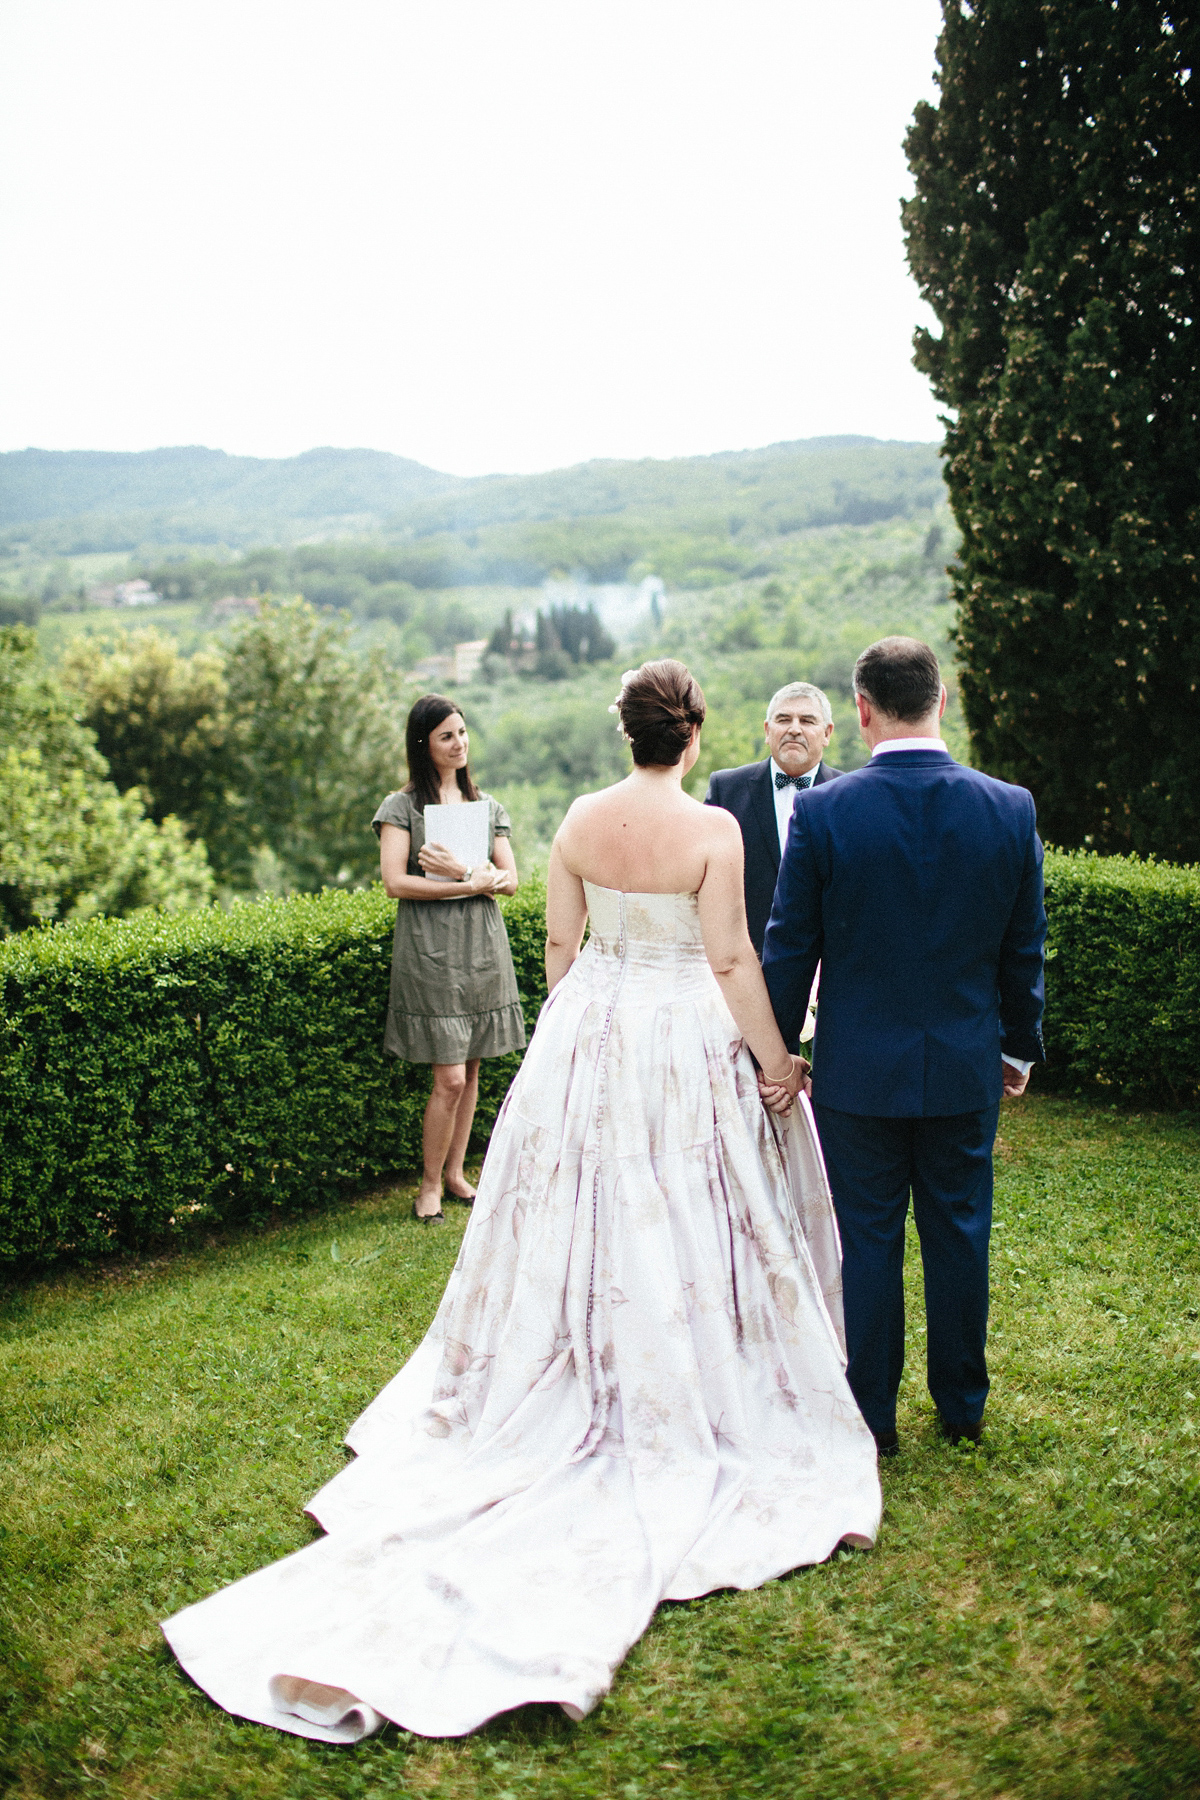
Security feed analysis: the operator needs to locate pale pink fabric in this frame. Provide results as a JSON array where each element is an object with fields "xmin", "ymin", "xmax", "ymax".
[{"xmin": 163, "ymin": 886, "xmax": 881, "ymax": 1741}]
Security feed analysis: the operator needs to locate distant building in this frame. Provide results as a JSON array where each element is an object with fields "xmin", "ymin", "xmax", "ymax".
[
  {"xmin": 115, "ymin": 579, "xmax": 160, "ymax": 606},
  {"xmin": 406, "ymin": 653, "xmax": 453, "ymax": 688},
  {"xmin": 452, "ymin": 639, "xmax": 488, "ymax": 684},
  {"xmin": 405, "ymin": 640, "xmax": 489, "ymax": 688},
  {"xmin": 84, "ymin": 578, "xmax": 160, "ymax": 607}
]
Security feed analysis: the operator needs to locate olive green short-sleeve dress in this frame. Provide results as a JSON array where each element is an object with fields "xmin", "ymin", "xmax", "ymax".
[{"xmin": 372, "ymin": 790, "xmax": 528, "ymax": 1065}]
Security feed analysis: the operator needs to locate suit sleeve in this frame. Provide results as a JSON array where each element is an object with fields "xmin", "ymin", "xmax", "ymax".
[
  {"xmin": 703, "ymin": 771, "xmax": 723, "ymax": 806},
  {"xmin": 762, "ymin": 796, "xmax": 823, "ymax": 1047},
  {"xmin": 997, "ymin": 799, "xmax": 1047, "ymax": 1064}
]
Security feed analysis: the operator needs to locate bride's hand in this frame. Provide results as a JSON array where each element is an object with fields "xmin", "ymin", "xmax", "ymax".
[{"xmin": 757, "ymin": 1055, "xmax": 810, "ymax": 1115}]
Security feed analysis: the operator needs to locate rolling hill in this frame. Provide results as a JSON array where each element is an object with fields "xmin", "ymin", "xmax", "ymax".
[{"xmin": 0, "ymin": 438, "xmax": 945, "ymax": 556}]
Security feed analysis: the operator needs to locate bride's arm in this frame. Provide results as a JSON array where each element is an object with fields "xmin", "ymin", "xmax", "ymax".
[
  {"xmin": 696, "ymin": 811, "xmax": 805, "ymax": 1095},
  {"xmin": 545, "ymin": 834, "xmax": 588, "ymax": 992}
]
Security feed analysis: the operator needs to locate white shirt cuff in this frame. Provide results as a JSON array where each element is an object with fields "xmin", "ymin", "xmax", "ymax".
[{"xmin": 1001, "ymin": 1054, "xmax": 1033, "ymax": 1075}]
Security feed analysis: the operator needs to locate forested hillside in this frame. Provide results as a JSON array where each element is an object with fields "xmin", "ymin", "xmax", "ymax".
[
  {"xmin": 1, "ymin": 435, "xmax": 958, "ymax": 927},
  {"xmin": 0, "ymin": 437, "xmax": 941, "ymax": 562},
  {"xmin": 0, "ymin": 446, "xmax": 459, "ymax": 550}
]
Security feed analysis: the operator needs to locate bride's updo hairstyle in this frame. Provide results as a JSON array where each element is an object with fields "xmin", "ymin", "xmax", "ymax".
[{"xmin": 614, "ymin": 659, "xmax": 706, "ymax": 767}]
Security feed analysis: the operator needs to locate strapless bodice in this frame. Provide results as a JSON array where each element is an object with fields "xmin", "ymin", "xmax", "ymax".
[{"xmin": 581, "ymin": 882, "xmax": 708, "ymax": 978}]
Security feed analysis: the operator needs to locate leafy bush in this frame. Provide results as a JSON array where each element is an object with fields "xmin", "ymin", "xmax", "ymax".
[
  {"xmin": 1042, "ymin": 851, "xmax": 1200, "ymax": 1107},
  {"xmin": 4, "ymin": 848, "xmax": 1194, "ymax": 1268},
  {"xmin": 60, "ymin": 626, "xmax": 230, "ymax": 829},
  {"xmin": 0, "ymin": 879, "xmax": 547, "ymax": 1265},
  {"xmin": 217, "ymin": 597, "xmax": 408, "ymax": 891},
  {"xmin": 0, "ymin": 626, "xmax": 214, "ymax": 933}
]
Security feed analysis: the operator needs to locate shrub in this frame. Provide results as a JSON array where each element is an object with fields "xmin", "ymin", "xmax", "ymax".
[
  {"xmin": 0, "ymin": 626, "xmax": 215, "ymax": 933},
  {"xmin": 3, "ymin": 851, "xmax": 1196, "ymax": 1268},
  {"xmin": 0, "ymin": 879, "xmax": 547, "ymax": 1265},
  {"xmin": 1041, "ymin": 850, "xmax": 1200, "ymax": 1107}
]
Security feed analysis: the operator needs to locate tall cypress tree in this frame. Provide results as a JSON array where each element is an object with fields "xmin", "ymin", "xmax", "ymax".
[{"xmin": 903, "ymin": 2, "xmax": 1199, "ymax": 859}]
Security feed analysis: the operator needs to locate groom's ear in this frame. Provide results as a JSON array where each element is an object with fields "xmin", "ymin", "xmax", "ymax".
[{"xmin": 938, "ymin": 684, "xmax": 948, "ymax": 720}]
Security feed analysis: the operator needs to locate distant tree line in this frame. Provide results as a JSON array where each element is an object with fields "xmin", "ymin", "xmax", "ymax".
[{"xmin": 487, "ymin": 603, "xmax": 617, "ymax": 680}]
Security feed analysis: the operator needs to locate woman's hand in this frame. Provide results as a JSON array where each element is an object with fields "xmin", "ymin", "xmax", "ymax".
[
  {"xmin": 418, "ymin": 843, "xmax": 495, "ymax": 890},
  {"xmin": 417, "ymin": 841, "xmax": 469, "ymax": 881},
  {"xmin": 756, "ymin": 1055, "xmax": 811, "ymax": 1116}
]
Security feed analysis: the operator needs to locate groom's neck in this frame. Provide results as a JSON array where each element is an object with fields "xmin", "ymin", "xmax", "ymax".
[{"xmin": 860, "ymin": 710, "xmax": 943, "ymax": 752}]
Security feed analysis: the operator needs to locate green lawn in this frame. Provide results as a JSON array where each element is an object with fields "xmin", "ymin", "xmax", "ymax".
[{"xmin": 3, "ymin": 1096, "xmax": 1198, "ymax": 1799}]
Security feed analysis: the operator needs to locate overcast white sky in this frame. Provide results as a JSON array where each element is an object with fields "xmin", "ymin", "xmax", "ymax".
[{"xmin": 0, "ymin": 0, "xmax": 945, "ymax": 476}]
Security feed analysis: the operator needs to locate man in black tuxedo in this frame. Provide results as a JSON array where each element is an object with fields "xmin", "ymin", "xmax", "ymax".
[{"xmin": 703, "ymin": 681, "xmax": 843, "ymax": 955}]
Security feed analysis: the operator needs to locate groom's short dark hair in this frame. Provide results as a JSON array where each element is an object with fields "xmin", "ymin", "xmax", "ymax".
[{"xmin": 853, "ymin": 637, "xmax": 941, "ymax": 722}]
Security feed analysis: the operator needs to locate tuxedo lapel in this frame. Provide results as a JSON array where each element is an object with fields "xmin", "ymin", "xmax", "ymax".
[{"xmin": 750, "ymin": 761, "xmax": 781, "ymax": 873}]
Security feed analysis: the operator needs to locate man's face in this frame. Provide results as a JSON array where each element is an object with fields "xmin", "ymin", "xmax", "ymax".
[{"xmin": 765, "ymin": 697, "xmax": 833, "ymax": 777}]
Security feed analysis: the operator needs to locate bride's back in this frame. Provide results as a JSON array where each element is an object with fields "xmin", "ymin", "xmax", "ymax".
[
  {"xmin": 546, "ymin": 658, "xmax": 787, "ymax": 1094},
  {"xmin": 557, "ymin": 779, "xmax": 720, "ymax": 895}
]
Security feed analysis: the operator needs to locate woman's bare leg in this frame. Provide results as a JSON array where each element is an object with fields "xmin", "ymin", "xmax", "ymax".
[
  {"xmin": 444, "ymin": 1060, "xmax": 481, "ymax": 1198},
  {"xmin": 417, "ymin": 1062, "xmax": 469, "ymax": 1216}
]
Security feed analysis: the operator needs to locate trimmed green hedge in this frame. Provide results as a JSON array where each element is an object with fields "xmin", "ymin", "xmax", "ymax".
[
  {"xmin": 2, "ymin": 850, "xmax": 1196, "ymax": 1266},
  {"xmin": 1041, "ymin": 850, "xmax": 1200, "ymax": 1108},
  {"xmin": 0, "ymin": 881, "xmax": 547, "ymax": 1264}
]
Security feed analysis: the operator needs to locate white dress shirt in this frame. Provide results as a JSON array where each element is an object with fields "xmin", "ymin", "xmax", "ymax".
[
  {"xmin": 870, "ymin": 736, "xmax": 950, "ymax": 757},
  {"xmin": 869, "ymin": 735, "xmax": 1031, "ymax": 1076},
  {"xmin": 770, "ymin": 759, "xmax": 816, "ymax": 856}
]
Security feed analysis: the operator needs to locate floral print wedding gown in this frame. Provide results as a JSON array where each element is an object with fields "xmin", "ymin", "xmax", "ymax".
[{"xmin": 163, "ymin": 885, "xmax": 881, "ymax": 1741}]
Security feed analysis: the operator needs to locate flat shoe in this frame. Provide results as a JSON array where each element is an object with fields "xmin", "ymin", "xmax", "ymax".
[
  {"xmin": 412, "ymin": 1202, "xmax": 445, "ymax": 1223},
  {"xmin": 443, "ymin": 1186, "xmax": 476, "ymax": 1206}
]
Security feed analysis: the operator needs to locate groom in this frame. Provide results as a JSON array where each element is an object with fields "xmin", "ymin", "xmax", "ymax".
[{"xmin": 760, "ymin": 637, "xmax": 1046, "ymax": 1454}]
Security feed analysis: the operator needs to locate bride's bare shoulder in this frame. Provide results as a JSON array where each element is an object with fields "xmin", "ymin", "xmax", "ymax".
[
  {"xmin": 690, "ymin": 791, "xmax": 740, "ymax": 837},
  {"xmin": 558, "ymin": 787, "xmax": 608, "ymax": 830}
]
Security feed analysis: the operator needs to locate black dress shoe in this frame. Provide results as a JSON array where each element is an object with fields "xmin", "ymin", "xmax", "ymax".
[
  {"xmin": 873, "ymin": 1428, "xmax": 899, "ymax": 1458},
  {"xmin": 938, "ymin": 1413, "xmax": 983, "ymax": 1446}
]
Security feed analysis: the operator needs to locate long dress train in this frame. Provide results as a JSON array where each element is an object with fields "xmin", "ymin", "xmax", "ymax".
[{"xmin": 162, "ymin": 885, "xmax": 882, "ymax": 1741}]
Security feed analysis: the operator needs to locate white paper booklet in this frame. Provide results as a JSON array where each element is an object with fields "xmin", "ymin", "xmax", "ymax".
[{"xmin": 422, "ymin": 800, "xmax": 490, "ymax": 879}]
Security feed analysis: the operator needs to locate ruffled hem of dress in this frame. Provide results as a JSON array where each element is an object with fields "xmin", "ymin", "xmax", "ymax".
[{"xmin": 384, "ymin": 1001, "xmax": 528, "ymax": 1064}]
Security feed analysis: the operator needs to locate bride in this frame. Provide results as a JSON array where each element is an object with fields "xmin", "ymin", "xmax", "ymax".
[{"xmin": 163, "ymin": 659, "xmax": 882, "ymax": 1742}]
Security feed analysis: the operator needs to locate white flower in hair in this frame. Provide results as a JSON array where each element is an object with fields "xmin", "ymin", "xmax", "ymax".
[{"xmin": 608, "ymin": 669, "xmax": 642, "ymax": 714}]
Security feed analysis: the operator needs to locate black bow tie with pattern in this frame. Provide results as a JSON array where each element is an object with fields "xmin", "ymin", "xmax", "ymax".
[{"xmin": 775, "ymin": 771, "xmax": 813, "ymax": 790}]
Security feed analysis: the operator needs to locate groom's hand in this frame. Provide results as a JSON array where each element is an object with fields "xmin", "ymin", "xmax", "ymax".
[{"xmin": 1001, "ymin": 1059, "xmax": 1031, "ymax": 1097}]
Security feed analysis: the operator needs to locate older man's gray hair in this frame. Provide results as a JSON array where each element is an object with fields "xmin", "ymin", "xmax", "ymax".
[{"xmin": 765, "ymin": 681, "xmax": 833, "ymax": 727}]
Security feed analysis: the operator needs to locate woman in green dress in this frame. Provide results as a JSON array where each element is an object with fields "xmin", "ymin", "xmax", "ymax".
[{"xmin": 375, "ymin": 695, "xmax": 526, "ymax": 1221}]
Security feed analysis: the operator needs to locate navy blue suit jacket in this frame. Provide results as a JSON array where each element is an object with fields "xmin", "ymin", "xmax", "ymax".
[
  {"xmin": 704, "ymin": 758, "xmax": 843, "ymax": 955},
  {"xmin": 762, "ymin": 750, "xmax": 1046, "ymax": 1118}
]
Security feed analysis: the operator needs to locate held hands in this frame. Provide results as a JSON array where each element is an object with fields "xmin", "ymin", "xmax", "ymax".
[
  {"xmin": 757, "ymin": 1055, "xmax": 811, "ymax": 1116},
  {"xmin": 1001, "ymin": 1059, "xmax": 1031, "ymax": 1098}
]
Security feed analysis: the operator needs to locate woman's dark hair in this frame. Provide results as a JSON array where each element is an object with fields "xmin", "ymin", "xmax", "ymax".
[
  {"xmin": 616, "ymin": 659, "xmax": 706, "ymax": 767},
  {"xmin": 403, "ymin": 694, "xmax": 480, "ymax": 811},
  {"xmin": 852, "ymin": 636, "xmax": 941, "ymax": 722}
]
